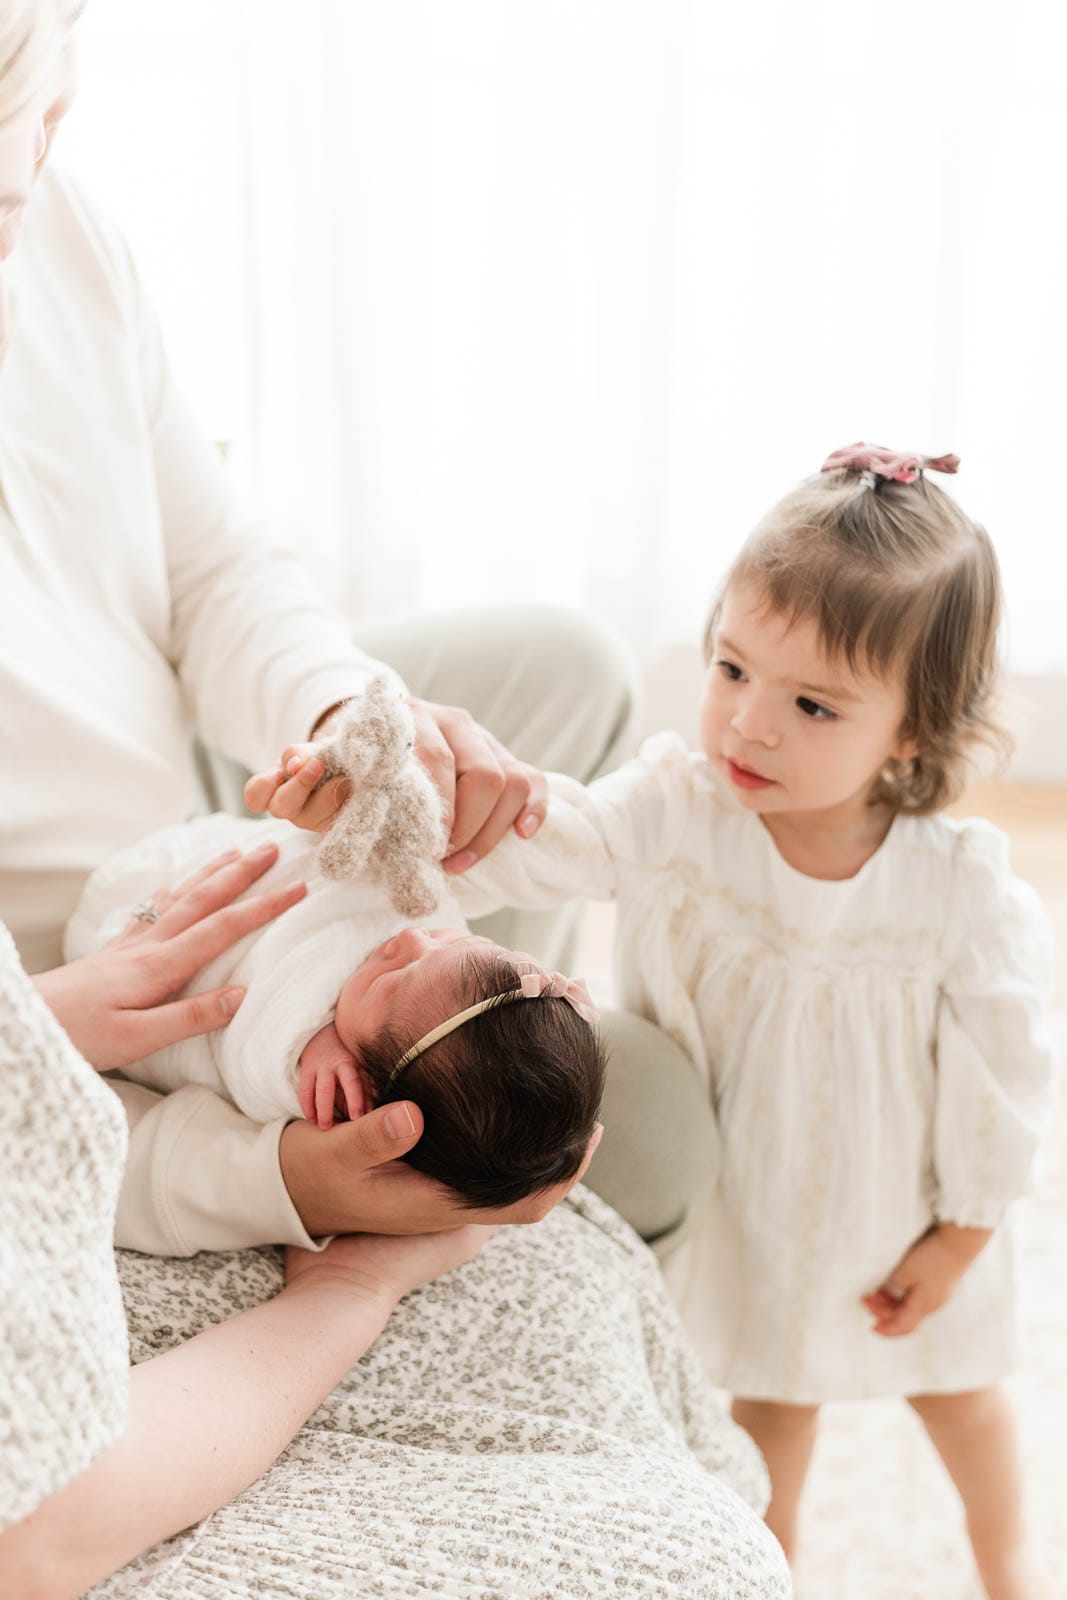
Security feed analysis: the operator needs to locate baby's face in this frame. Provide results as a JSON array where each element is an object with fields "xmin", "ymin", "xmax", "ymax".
[{"xmin": 334, "ymin": 927, "xmax": 535, "ymax": 1055}]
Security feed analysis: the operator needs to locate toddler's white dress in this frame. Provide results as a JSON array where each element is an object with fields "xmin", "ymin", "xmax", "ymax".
[
  {"xmin": 65, "ymin": 815, "xmax": 466, "ymax": 1124},
  {"xmin": 454, "ymin": 735, "xmax": 1057, "ymax": 1402}
]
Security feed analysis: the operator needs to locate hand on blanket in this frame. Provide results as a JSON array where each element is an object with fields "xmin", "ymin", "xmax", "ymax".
[
  {"xmin": 285, "ymin": 1222, "xmax": 495, "ymax": 1312},
  {"xmin": 34, "ymin": 844, "xmax": 307, "ymax": 1072},
  {"xmin": 861, "ymin": 1222, "xmax": 992, "ymax": 1337},
  {"xmin": 298, "ymin": 1021, "xmax": 368, "ymax": 1129},
  {"xmin": 244, "ymin": 697, "xmax": 547, "ymax": 869}
]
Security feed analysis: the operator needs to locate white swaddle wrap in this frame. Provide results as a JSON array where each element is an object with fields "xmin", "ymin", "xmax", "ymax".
[{"xmin": 65, "ymin": 815, "xmax": 467, "ymax": 1123}]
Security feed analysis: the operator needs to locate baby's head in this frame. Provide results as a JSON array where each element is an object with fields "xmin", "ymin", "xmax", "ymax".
[
  {"xmin": 700, "ymin": 445, "xmax": 1008, "ymax": 818},
  {"xmin": 335, "ymin": 928, "xmax": 605, "ymax": 1209}
]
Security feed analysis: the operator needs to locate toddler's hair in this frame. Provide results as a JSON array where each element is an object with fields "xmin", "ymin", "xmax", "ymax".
[
  {"xmin": 706, "ymin": 467, "xmax": 1010, "ymax": 813},
  {"xmin": 359, "ymin": 949, "xmax": 605, "ymax": 1209}
]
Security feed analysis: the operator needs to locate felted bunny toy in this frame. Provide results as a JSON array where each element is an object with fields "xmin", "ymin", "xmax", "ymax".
[{"xmin": 312, "ymin": 676, "xmax": 447, "ymax": 918}]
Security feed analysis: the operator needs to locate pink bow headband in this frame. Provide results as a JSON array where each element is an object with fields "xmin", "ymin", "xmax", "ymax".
[
  {"xmin": 820, "ymin": 442, "xmax": 960, "ymax": 485},
  {"xmin": 385, "ymin": 970, "xmax": 600, "ymax": 1088},
  {"xmin": 514, "ymin": 969, "xmax": 600, "ymax": 1021}
]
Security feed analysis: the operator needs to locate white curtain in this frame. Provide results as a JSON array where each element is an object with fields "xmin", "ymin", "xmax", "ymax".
[{"xmin": 65, "ymin": 0, "xmax": 1067, "ymax": 673}]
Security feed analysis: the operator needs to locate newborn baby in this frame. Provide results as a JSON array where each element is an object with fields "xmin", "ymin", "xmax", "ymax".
[{"xmin": 66, "ymin": 815, "xmax": 604, "ymax": 1210}]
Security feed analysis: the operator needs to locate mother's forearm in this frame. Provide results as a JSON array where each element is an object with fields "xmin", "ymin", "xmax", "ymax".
[{"xmin": 0, "ymin": 1276, "xmax": 394, "ymax": 1600}]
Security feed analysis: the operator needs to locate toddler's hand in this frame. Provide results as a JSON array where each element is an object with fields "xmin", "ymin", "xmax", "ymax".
[
  {"xmin": 298, "ymin": 1022, "xmax": 368, "ymax": 1130},
  {"xmin": 861, "ymin": 1223, "xmax": 991, "ymax": 1337},
  {"xmin": 245, "ymin": 745, "xmax": 352, "ymax": 835}
]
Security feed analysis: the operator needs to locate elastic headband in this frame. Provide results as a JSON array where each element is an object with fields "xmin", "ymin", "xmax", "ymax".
[{"xmin": 385, "ymin": 970, "xmax": 599, "ymax": 1089}]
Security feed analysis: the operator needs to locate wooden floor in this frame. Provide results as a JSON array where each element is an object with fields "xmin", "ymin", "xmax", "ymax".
[{"xmin": 951, "ymin": 784, "xmax": 1067, "ymax": 1004}]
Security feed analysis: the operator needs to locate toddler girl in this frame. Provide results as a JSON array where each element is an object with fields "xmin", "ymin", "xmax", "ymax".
[
  {"xmin": 451, "ymin": 445, "xmax": 1056, "ymax": 1598},
  {"xmin": 66, "ymin": 814, "xmax": 603, "ymax": 1210}
]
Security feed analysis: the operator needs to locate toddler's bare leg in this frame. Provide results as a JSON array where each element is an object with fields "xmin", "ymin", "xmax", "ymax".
[
  {"xmin": 731, "ymin": 1397, "xmax": 819, "ymax": 1564},
  {"xmin": 908, "ymin": 1386, "xmax": 1051, "ymax": 1600}
]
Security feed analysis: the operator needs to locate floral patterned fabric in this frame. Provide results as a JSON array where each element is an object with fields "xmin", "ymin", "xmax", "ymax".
[{"xmin": 93, "ymin": 1189, "xmax": 789, "ymax": 1599}]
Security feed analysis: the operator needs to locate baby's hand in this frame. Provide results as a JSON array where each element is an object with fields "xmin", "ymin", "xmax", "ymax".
[
  {"xmin": 298, "ymin": 1022, "xmax": 368, "ymax": 1130},
  {"xmin": 861, "ymin": 1223, "xmax": 991, "ymax": 1337}
]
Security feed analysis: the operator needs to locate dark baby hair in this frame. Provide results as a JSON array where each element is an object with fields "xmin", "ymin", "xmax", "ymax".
[{"xmin": 358, "ymin": 949, "xmax": 605, "ymax": 1210}]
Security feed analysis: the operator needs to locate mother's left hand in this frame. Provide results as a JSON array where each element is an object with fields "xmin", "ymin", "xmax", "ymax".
[{"xmin": 33, "ymin": 845, "xmax": 307, "ymax": 1072}]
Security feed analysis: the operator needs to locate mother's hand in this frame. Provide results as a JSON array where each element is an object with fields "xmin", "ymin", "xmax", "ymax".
[
  {"xmin": 284, "ymin": 1222, "xmax": 496, "ymax": 1312},
  {"xmin": 279, "ymin": 1115, "xmax": 603, "ymax": 1240},
  {"xmin": 33, "ymin": 845, "xmax": 307, "ymax": 1072}
]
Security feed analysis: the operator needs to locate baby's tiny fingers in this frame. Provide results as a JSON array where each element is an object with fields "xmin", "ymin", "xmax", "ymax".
[
  {"xmin": 298, "ymin": 1058, "xmax": 318, "ymax": 1123},
  {"xmin": 315, "ymin": 1069, "xmax": 337, "ymax": 1130},
  {"xmin": 337, "ymin": 1061, "xmax": 366, "ymax": 1121}
]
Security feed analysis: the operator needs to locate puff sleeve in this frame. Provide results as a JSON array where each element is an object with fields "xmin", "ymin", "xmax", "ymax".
[{"xmin": 933, "ymin": 822, "xmax": 1057, "ymax": 1228}]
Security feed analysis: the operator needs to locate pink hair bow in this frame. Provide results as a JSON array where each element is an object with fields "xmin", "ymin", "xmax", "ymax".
[
  {"xmin": 820, "ymin": 442, "xmax": 960, "ymax": 484},
  {"xmin": 518, "ymin": 970, "xmax": 600, "ymax": 1024}
]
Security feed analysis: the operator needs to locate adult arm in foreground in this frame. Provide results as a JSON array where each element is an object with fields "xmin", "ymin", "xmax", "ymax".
[{"xmin": 0, "ymin": 1230, "xmax": 490, "ymax": 1600}]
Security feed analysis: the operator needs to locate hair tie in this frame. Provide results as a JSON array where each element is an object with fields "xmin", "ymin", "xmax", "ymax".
[
  {"xmin": 820, "ymin": 443, "xmax": 960, "ymax": 485},
  {"xmin": 385, "ymin": 970, "xmax": 600, "ymax": 1088}
]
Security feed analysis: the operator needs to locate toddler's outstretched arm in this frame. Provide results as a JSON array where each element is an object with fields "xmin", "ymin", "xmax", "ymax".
[
  {"xmin": 449, "ymin": 738, "xmax": 699, "ymax": 919},
  {"xmin": 298, "ymin": 1022, "xmax": 367, "ymax": 1130}
]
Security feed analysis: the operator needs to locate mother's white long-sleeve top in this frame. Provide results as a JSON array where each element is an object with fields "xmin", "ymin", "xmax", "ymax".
[
  {"xmin": 453, "ymin": 734, "xmax": 1056, "ymax": 1401},
  {"xmin": 0, "ymin": 167, "xmax": 385, "ymax": 975}
]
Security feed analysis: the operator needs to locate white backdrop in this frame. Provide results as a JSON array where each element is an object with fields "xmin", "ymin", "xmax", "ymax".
[{"xmin": 63, "ymin": 0, "xmax": 1067, "ymax": 676}]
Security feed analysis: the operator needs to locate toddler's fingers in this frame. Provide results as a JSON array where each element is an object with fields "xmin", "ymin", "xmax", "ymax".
[
  {"xmin": 279, "ymin": 743, "xmax": 316, "ymax": 770},
  {"xmin": 275, "ymin": 774, "xmax": 351, "ymax": 834},
  {"xmin": 861, "ymin": 1288, "xmax": 898, "ymax": 1319},
  {"xmin": 872, "ymin": 1289, "xmax": 926, "ymax": 1338},
  {"xmin": 267, "ymin": 758, "xmax": 328, "ymax": 823},
  {"xmin": 315, "ymin": 1069, "xmax": 337, "ymax": 1131},
  {"xmin": 245, "ymin": 768, "xmax": 288, "ymax": 814}
]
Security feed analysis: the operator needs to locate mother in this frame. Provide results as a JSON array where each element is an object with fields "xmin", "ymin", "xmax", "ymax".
[
  {"xmin": 0, "ymin": 5, "xmax": 786, "ymax": 1595},
  {"xmin": 0, "ymin": 0, "xmax": 711, "ymax": 1258}
]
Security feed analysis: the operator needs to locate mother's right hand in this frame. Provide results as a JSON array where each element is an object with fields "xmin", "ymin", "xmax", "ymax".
[{"xmin": 33, "ymin": 845, "xmax": 306, "ymax": 1071}]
